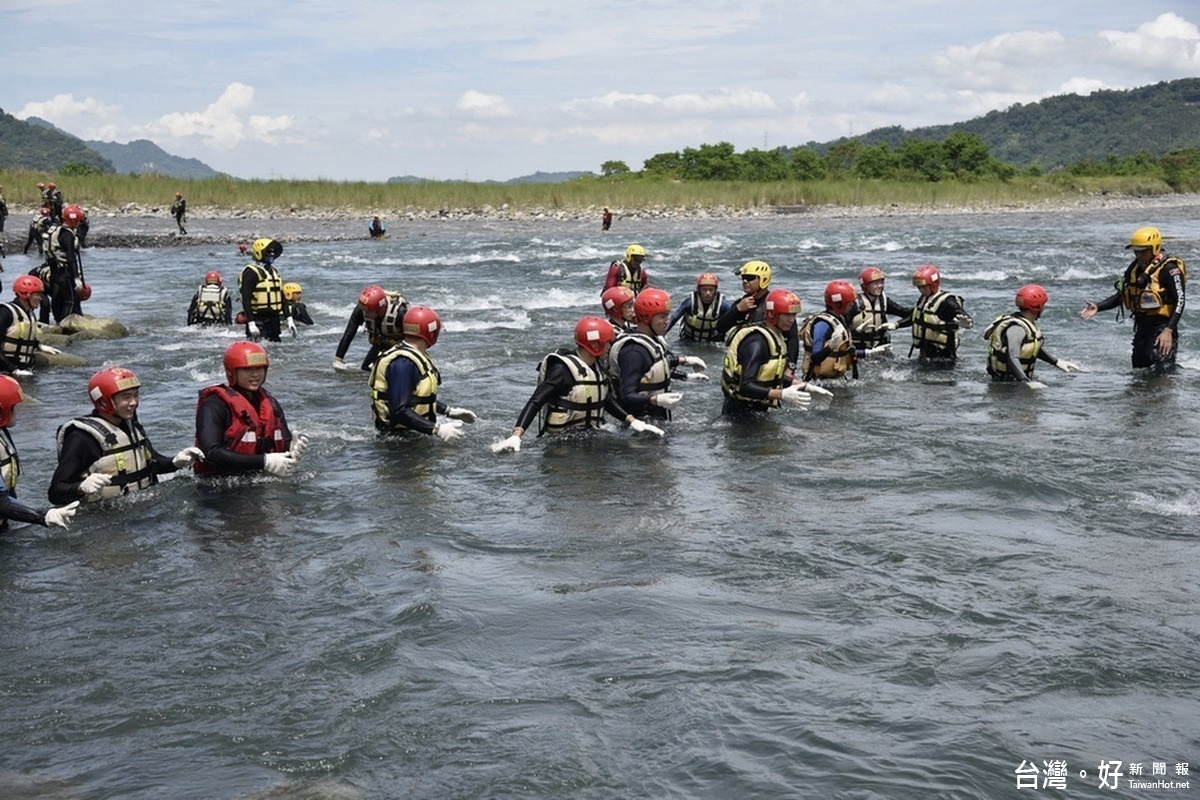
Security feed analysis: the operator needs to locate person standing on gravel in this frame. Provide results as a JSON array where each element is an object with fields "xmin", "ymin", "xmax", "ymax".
[{"xmin": 170, "ymin": 192, "xmax": 188, "ymax": 235}]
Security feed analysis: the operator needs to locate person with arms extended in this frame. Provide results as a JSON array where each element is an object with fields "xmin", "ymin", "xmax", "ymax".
[
  {"xmin": 49, "ymin": 368, "xmax": 204, "ymax": 505},
  {"xmin": 187, "ymin": 271, "xmax": 232, "ymax": 326},
  {"xmin": 609, "ymin": 288, "xmax": 707, "ymax": 423},
  {"xmin": 194, "ymin": 342, "xmax": 306, "ymax": 477},
  {"xmin": 721, "ymin": 289, "xmax": 824, "ymax": 416},
  {"xmin": 333, "ymin": 285, "xmax": 408, "ymax": 371},
  {"xmin": 0, "ymin": 376, "xmax": 78, "ymax": 531},
  {"xmin": 800, "ymin": 280, "xmax": 891, "ymax": 381},
  {"xmin": 1080, "ymin": 226, "xmax": 1186, "ymax": 374},
  {"xmin": 238, "ymin": 237, "xmax": 286, "ymax": 342},
  {"xmin": 665, "ymin": 272, "xmax": 731, "ymax": 343},
  {"xmin": 986, "ymin": 284, "xmax": 1083, "ymax": 389},
  {"xmin": 850, "ymin": 267, "xmax": 912, "ymax": 350},
  {"xmin": 170, "ymin": 191, "xmax": 188, "ymax": 235},
  {"xmin": 490, "ymin": 317, "xmax": 665, "ymax": 453},
  {"xmin": 602, "ymin": 244, "xmax": 649, "ymax": 295},
  {"xmin": 369, "ymin": 306, "xmax": 477, "ymax": 443},
  {"xmin": 282, "ymin": 282, "xmax": 314, "ymax": 337},
  {"xmin": 909, "ymin": 265, "xmax": 972, "ymax": 362}
]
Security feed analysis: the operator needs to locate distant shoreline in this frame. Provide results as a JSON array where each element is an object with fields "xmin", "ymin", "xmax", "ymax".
[{"xmin": 3, "ymin": 192, "xmax": 1197, "ymax": 250}]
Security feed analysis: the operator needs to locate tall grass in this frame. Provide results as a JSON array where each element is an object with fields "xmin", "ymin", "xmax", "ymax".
[{"xmin": 0, "ymin": 169, "xmax": 1181, "ymax": 212}]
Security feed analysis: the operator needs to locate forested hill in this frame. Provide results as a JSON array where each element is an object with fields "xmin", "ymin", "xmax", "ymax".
[
  {"xmin": 801, "ymin": 78, "xmax": 1200, "ymax": 169},
  {"xmin": 0, "ymin": 108, "xmax": 114, "ymax": 173}
]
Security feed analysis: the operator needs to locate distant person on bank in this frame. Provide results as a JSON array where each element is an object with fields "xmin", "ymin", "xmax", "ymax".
[{"xmin": 170, "ymin": 191, "xmax": 188, "ymax": 235}]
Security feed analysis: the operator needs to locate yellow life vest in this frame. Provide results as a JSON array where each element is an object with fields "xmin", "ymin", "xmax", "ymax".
[
  {"xmin": 0, "ymin": 427, "xmax": 20, "ymax": 493},
  {"xmin": 613, "ymin": 260, "xmax": 647, "ymax": 294},
  {"xmin": 985, "ymin": 313, "xmax": 1043, "ymax": 379},
  {"xmin": 1119, "ymin": 254, "xmax": 1187, "ymax": 318},
  {"xmin": 538, "ymin": 351, "xmax": 609, "ymax": 434},
  {"xmin": 608, "ymin": 331, "xmax": 671, "ymax": 396},
  {"xmin": 239, "ymin": 262, "xmax": 284, "ymax": 315},
  {"xmin": 721, "ymin": 323, "xmax": 787, "ymax": 408},
  {"xmin": 911, "ymin": 291, "xmax": 962, "ymax": 352},
  {"xmin": 799, "ymin": 311, "xmax": 855, "ymax": 379},
  {"xmin": 0, "ymin": 302, "xmax": 39, "ymax": 368},
  {"xmin": 369, "ymin": 342, "xmax": 440, "ymax": 430},
  {"xmin": 56, "ymin": 416, "xmax": 158, "ymax": 502},
  {"xmin": 682, "ymin": 291, "xmax": 724, "ymax": 341}
]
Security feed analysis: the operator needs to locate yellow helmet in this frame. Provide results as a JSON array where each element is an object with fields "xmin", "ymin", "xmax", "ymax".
[
  {"xmin": 735, "ymin": 260, "xmax": 772, "ymax": 289},
  {"xmin": 625, "ymin": 244, "xmax": 647, "ymax": 261},
  {"xmin": 251, "ymin": 237, "xmax": 282, "ymax": 262},
  {"xmin": 1126, "ymin": 226, "xmax": 1162, "ymax": 253},
  {"xmin": 282, "ymin": 282, "xmax": 303, "ymax": 300}
]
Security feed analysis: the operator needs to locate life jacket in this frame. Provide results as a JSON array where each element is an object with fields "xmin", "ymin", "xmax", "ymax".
[
  {"xmin": 850, "ymin": 292, "xmax": 893, "ymax": 347},
  {"xmin": 799, "ymin": 311, "xmax": 855, "ymax": 379},
  {"xmin": 984, "ymin": 313, "xmax": 1044, "ymax": 379},
  {"xmin": 608, "ymin": 331, "xmax": 671, "ymax": 397},
  {"xmin": 537, "ymin": 351, "xmax": 609, "ymax": 435},
  {"xmin": 0, "ymin": 427, "xmax": 20, "ymax": 493},
  {"xmin": 721, "ymin": 324, "xmax": 788, "ymax": 408},
  {"xmin": 369, "ymin": 342, "xmax": 440, "ymax": 430},
  {"xmin": 610, "ymin": 260, "xmax": 647, "ymax": 294},
  {"xmin": 722, "ymin": 292, "xmax": 769, "ymax": 345},
  {"xmin": 191, "ymin": 284, "xmax": 229, "ymax": 324},
  {"xmin": 239, "ymin": 262, "xmax": 284, "ymax": 315},
  {"xmin": 45, "ymin": 225, "xmax": 77, "ymax": 271},
  {"xmin": 0, "ymin": 301, "xmax": 39, "ymax": 368},
  {"xmin": 56, "ymin": 416, "xmax": 158, "ymax": 501},
  {"xmin": 1119, "ymin": 253, "xmax": 1187, "ymax": 318},
  {"xmin": 366, "ymin": 292, "xmax": 408, "ymax": 347},
  {"xmin": 681, "ymin": 291, "xmax": 724, "ymax": 342},
  {"xmin": 193, "ymin": 385, "xmax": 289, "ymax": 474},
  {"xmin": 911, "ymin": 291, "xmax": 963, "ymax": 355}
]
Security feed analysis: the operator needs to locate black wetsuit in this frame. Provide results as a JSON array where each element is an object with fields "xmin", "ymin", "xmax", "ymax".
[
  {"xmin": 1092, "ymin": 256, "xmax": 1186, "ymax": 372},
  {"xmin": 716, "ymin": 291, "xmax": 800, "ymax": 367},
  {"xmin": 48, "ymin": 415, "xmax": 177, "ymax": 505},
  {"xmin": 513, "ymin": 358, "xmax": 632, "ymax": 434},
  {"xmin": 722, "ymin": 329, "xmax": 798, "ymax": 416},
  {"xmin": 195, "ymin": 388, "xmax": 293, "ymax": 474}
]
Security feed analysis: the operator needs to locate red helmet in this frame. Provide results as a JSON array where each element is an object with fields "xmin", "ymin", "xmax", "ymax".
[
  {"xmin": 764, "ymin": 289, "xmax": 802, "ymax": 327},
  {"xmin": 824, "ymin": 280, "xmax": 857, "ymax": 315},
  {"xmin": 403, "ymin": 306, "xmax": 442, "ymax": 346},
  {"xmin": 61, "ymin": 205, "xmax": 84, "ymax": 228},
  {"xmin": 47, "ymin": 182, "xmax": 56, "ymax": 190},
  {"xmin": 0, "ymin": 375, "xmax": 25, "ymax": 427},
  {"xmin": 13, "ymin": 275, "xmax": 44, "ymax": 300},
  {"xmin": 600, "ymin": 286, "xmax": 635, "ymax": 322},
  {"xmin": 358, "ymin": 285, "xmax": 387, "ymax": 318},
  {"xmin": 36, "ymin": 182, "xmax": 45, "ymax": 189},
  {"xmin": 696, "ymin": 272, "xmax": 719, "ymax": 288},
  {"xmin": 88, "ymin": 367, "xmax": 140, "ymax": 416},
  {"xmin": 204, "ymin": 271, "xmax": 222, "ymax": 286},
  {"xmin": 223, "ymin": 341, "xmax": 269, "ymax": 384},
  {"xmin": 859, "ymin": 267, "xmax": 886, "ymax": 287},
  {"xmin": 1015, "ymin": 284, "xmax": 1048, "ymax": 314},
  {"xmin": 575, "ymin": 316, "xmax": 616, "ymax": 358},
  {"xmin": 39, "ymin": 207, "xmax": 50, "ymax": 217},
  {"xmin": 77, "ymin": 283, "xmax": 92, "ymax": 301},
  {"xmin": 633, "ymin": 287, "xmax": 671, "ymax": 323},
  {"xmin": 912, "ymin": 265, "xmax": 941, "ymax": 292},
  {"xmin": 237, "ymin": 242, "xmax": 248, "ymax": 254}
]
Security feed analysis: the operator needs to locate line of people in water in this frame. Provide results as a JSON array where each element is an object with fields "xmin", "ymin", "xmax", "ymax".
[{"xmin": 0, "ymin": 224, "xmax": 1184, "ymax": 529}]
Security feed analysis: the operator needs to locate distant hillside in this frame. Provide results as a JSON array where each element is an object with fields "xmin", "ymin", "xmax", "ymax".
[
  {"xmin": 797, "ymin": 78, "xmax": 1200, "ymax": 170},
  {"xmin": 85, "ymin": 138, "xmax": 224, "ymax": 178},
  {"xmin": 0, "ymin": 108, "xmax": 114, "ymax": 172},
  {"xmin": 388, "ymin": 170, "xmax": 592, "ymax": 185}
]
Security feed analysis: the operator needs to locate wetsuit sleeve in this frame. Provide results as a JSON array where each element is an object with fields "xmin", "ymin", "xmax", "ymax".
[
  {"xmin": 222, "ymin": 289, "xmax": 232, "ymax": 324},
  {"xmin": 936, "ymin": 296, "xmax": 965, "ymax": 321},
  {"xmin": 195, "ymin": 393, "xmax": 265, "ymax": 473},
  {"xmin": 48, "ymin": 427, "xmax": 104, "ymax": 504},
  {"xmin": 334, "ymin": 307, "xmax": 366, "ymax": 359},
  {"xmin": 615, "ymin": 344, "xmax": 659, "ymax": 414},
  {"xmin": 0, "ymin": 485, "xmax": 49, "ymax": 527},
  {"xmin": 886, "ymin": 297, "xmax": 913, "ymax": 327},
  {"xmin": 1002, "ymin": 324, "xmax": 1030, "ymax": 381},
  {"xmin": 736, "ymin": 333, "xmax": 790, "ymax": 401},
  {"xmin": 602, "ymin": 264, "xmax": 621, "ymax": 292},
  {"xmin": 239, "ymin": 267, "xmax": 257, "ymax": 322},
  {"xmin": 1093, "ymin": 290, "xmax": 1122, "ymax": 313},
  {"xmin": 1165, "ymin": 260, "xmax": 1185, "ymax": 330},
  {"xmin": 0, "ymin": 307, "xmax": 19, "ymax": 373},
  {"xmin": 809, "ymin": 319, "xmax": 833, "ymax": 364},
  {"xmin": 716, "ymin": 300, "xmax": 750, "ymax": 337},
  {"xmin": 295, "ymin": 303, "xmax": 314, "ymax": 325},
  {"xmin": 665, "ymin": 299, "xmax": 690, "ymax": 332},
  {"xmin": 512, "ymin": 359, "xmax": 576, "ymax": 432},
  {"xmin": 187, "ymin": 293, "xmax": 200, "ymax": 325},
  {"xmin": 385, "ymin": 357, "xmax": 437, "ymax": 435}
]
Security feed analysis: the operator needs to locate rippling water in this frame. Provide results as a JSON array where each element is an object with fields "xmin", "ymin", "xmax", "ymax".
[{"xmin": 1, "ymin": 204, "xmax": 1198, "ymax": 799}]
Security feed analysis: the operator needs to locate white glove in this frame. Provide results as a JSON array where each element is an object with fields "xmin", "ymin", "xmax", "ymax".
[
  {"xmin": 332, "ymin": 357, "xmax": 349, "ymax": 372},
  {"xmin": 490, "ymin": 434, "xmax": 522, "ymax": 454},
  {"xmin": 678, "ymin": 355, "xmax": 707, "ymax": 370},
  {"xmin": 865, "ymin": 344, "xmax": 892, "ymax": 356},
  {"xmin": 289, "ymin": 433, "xmax": 309, "ymax": 460},
  {"xmin": 680, "ymin": 372, "xmax": 710, "ymax": 382},
  {"xmin": 629, "ymin": 419, "xmax": 665, "ymax": 437},
  {"xmin": 38, "ymin": 344, "xmax": 62, "ymax": 355},
  {"xmin": 434, "ymin": 420, "xmax": 464, "ymax": 443},
  {"xmin": 263, "ymin": 452, "xmax": 297, "ymax": 476},
  {"xmin": 1054, "ymin": 360, "xmax": 1083, "ymax": 373},
  {"xmin": 44, "ymin": 501, "xmax": 79, "ymax": 529},
  {"xmin": 79, "ymin": 473, "xmax": 113, "ymax": 495},
  {"xmin": 1025, "ymin": 380, "xmax": 1047, "ymax": 390},
  {"xmin": 287, "ymin": 317, "xmax": 297, "ymax": 337},
  {"xmin": 780, "ymin": 384, "xmax": 813, "ymax": 409},
  {"xmin": 654, "ymin": 391, "xmax": 683, "ymax": 409},
  {"xmin": 954, "ymin": 313, "xmax": 974, "ymax": 329},
  {"xmin": 881, "ymin": 321, "xmax": 899, "ymax": 332},
  {"xmin": 12, "ymin": 369, "xmax": 32, "ymax": 378},
  {"xmin": 803, "ymin": 382, "xmax": 834, "ymax": 399},
  {"xmin": 172, "ymin": 446, "xmax": 204, "ymax": 468},
  {"xmin": 445, "ymin": 407, "xmax": 478, "ymax": 423},
  {"xmin": 73, "ymin": 278, "xmax": 84, "ymax": 291},
  {"xmin": 247, "ymin": 321, "xmax": 260, "ymax": 339}
]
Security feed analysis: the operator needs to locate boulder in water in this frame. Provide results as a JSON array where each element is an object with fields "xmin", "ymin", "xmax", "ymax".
[
  {"xmin": 49, "ymin": 314, "xmax": 130, "ymax": 339},
  {"xmin": 32, "ymin": 350, "xmax": 88, "ymax": 367}
]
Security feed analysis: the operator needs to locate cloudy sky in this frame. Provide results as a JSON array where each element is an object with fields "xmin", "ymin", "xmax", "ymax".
[{"xmin": 4, "ymin": 2, "xmax": 1198, "ymax": 182}]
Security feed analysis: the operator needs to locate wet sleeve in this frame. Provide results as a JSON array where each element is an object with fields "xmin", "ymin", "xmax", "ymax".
[
  {"xmin": 1166, "ymin": 262, "xmax": 1185, "ymax": 330},
  {"xmin": 1002, "ymin": 325, "xmax": 1030, "ymax": 381},
  {"xmin": 512, "ymin": 360, "xmax": 576, "ymax": 433},
  {"xmin": 385, "ymin": 358, "xmax": 437, "ymax": 435},
  {"xmin": 886, "ymin": 297, "xmax": 913, "ymax": 327},
  {"xmin": 196, "ymin": 395, "xmax": 264, "ymax": 473},
  {"xmin": 1093, "ymin": 290, "xmax": 1121, "ymax": 313},
  {"xmin": 0, "ymin": 486, "xmax": 48, "ymax": 527},
  {"xmin": 736, "ymin": 335, "xmax": 775, "ymax": 402},
  {"xmin": 48, "ymin": 428, "xmax": 104, "ymax": 504},
  {"xmin": 615, "ymin": 345, "xmax": 656, "ymax": 414},
  {"xmin": 809, "ymin": 319, "xmax": 833, "ymax": 363},
  {"xmin": 334, "ymin": 308, "xmax": 366, "ymax": 359},
  {"xmin": 665, "ymin": 299, "xmax": 689, "ymax": 332}
]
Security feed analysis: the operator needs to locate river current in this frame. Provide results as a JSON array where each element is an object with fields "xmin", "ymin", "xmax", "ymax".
[{"xmin": 0, "ymin": 202, "xmax": 1198, "ymax": 799}]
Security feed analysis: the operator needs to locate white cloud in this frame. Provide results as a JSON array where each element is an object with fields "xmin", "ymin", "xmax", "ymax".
[
  {"xmin": 456, "ymin": 90, "xmax": 514, "ymax": 118},
  {"xmin": 1097, "ymin": 12, "xmax": 1200, "ymax": 71},
  {"xmin": 930, "ymin": 31, "xmax": 1070, "ymax": 92},
  {"xmin": 149, "ymin": 83, "xmax": 293, "ymax": 150},
  {"xmin": 561, "ymin": 88, "xmax": 777, "ymax": 119},
  {"xmin": 16, "ymin": 93, "xmax": 123, "ymax": 136}
]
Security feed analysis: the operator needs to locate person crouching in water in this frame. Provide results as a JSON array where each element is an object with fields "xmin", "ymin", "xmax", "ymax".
[
  {"xmin": 194, "ymin": 342, "xmax": 307, "ymax": 477},
  {"xmin": 986, "ymin": 284, "xmax": 1082, "ymax": 389},
  {"xmin": 369, "ymin": 306, "xmax": 477, "ymax": 443},
  {"xmin": 490, "ymin": 317, "xmax": 665, "ymax": 453},
  {"xmin": 49, "ymin": 368, "xmax": 204, "ymax": 504},
  {"xmin": 0, "ymin": 376, "xmax": 78, "ymax": 530}
]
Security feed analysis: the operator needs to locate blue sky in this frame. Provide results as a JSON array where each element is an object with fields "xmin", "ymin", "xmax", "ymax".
[{"xmin": 3, "ymin": 2, "xmax": 1198, "ymax": 182}]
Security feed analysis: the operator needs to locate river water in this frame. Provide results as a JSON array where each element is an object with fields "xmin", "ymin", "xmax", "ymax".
[{"xmin": 0, "ymin": 202, "xmax": 1197, "ymax": 799}]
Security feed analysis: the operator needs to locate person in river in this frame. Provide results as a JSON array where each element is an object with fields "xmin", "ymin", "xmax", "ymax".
[
  {"xmin": 0, "ymin": 276, "xmax": 62, "ymax": 376},
  {"xmin": 333, "ymin": 285, "xmax": 408, "ymax": 371},
  {"xmin": 799, "ymin": 280, "xmax": 891, "ymax": 381},
  {"xmin": 170, "ymin": 191, "xmax": 187, "ymax": 235},
  {"xmin": 609, "ymin": 288, "xmax": 707, "ymax": 423},
  {"xmin": 282, "ymin": 282, "xmax": 314, "ymax": 336},
  {"xmin": 985, "ymin": 284, "xmax": 1083, "ymax": 388},
  {"xmin": 716, "ymin": 260, "xmax": 800, "ymax": 370},
  {"xmin": 490, "ymin": 317, "xmax": 665, "ymax": 453},
  {"xmin": 49, "ymin": 368, "xmax": 204, "ymax": 505},
  {"xmin": 238, "ymin": 237, "xmax": 285, "ymax": 342},
  {"xmin": 665, "ymin": 272, "xmax": 730, "ymax": 343},
  {"xmin": 187, "ymin": 271, "xmax": 232, "ymax": 326},
  {"xmin": 1079, "ymin": 226, "xmax": 1186, "ymax": 374},
  {"xmin": 850, "ymin": 267, "xmax": 912, "ymax": 350},
  {"xmin": 600, "ymin": 285, "xmax": 637, "ymax": 333},
  {"xmin": 909, "ymin": 265, "xmax": 973, "ymax": 362},
  {"xmin": 0, "ymin": 376, "xmax": 78, "ymax": 531},
  {"xmin": 602, "ymin": 244, "xmax": 649, "ymax": 295}
]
